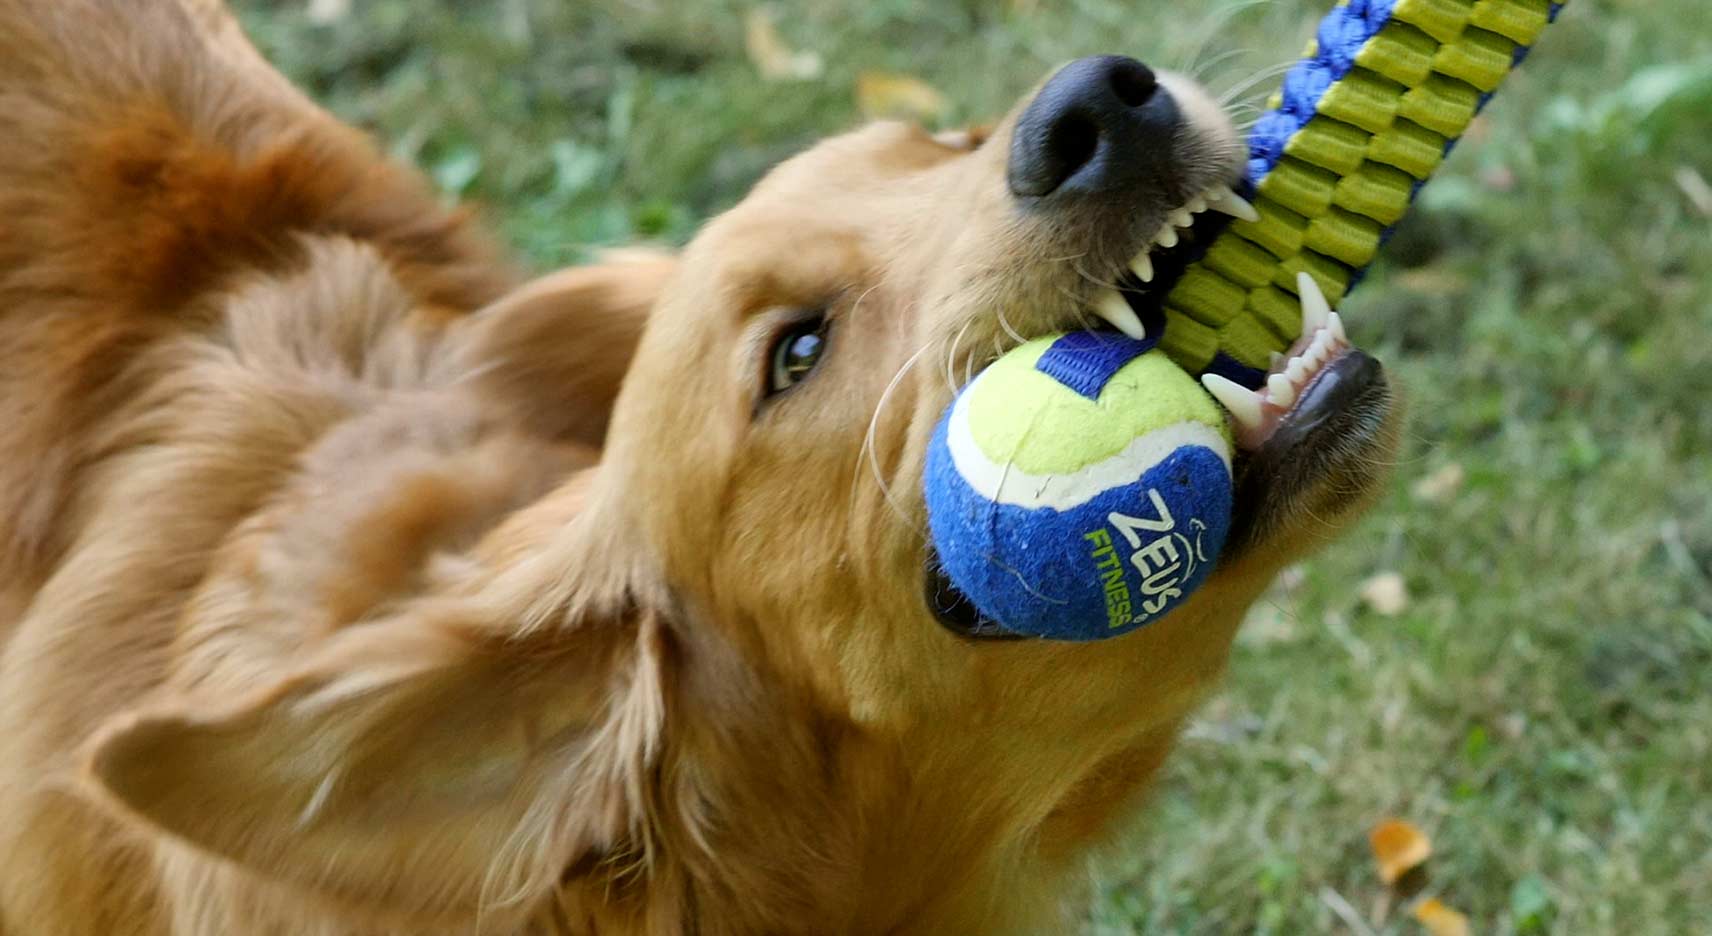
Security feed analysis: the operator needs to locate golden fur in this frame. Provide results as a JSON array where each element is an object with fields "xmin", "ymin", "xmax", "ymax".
[{"xmin": 0, "ymin": 2, "xmax": 1400, "ymax": 933}]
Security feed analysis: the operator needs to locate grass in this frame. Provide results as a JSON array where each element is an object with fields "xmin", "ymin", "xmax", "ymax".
[{"xmin": 232, "ymin": 1, "xmax": 1712, "ymax": 931}]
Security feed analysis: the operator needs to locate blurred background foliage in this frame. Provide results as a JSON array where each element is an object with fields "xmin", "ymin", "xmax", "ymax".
[{"xmin": 234, "ymin": 1, "xmax": 1711, "ymax": 931}]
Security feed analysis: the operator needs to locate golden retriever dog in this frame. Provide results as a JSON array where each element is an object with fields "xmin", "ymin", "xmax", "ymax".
[{"xmin": 0, "ymin": 1, "xmax": 1400, "ymax": 933}]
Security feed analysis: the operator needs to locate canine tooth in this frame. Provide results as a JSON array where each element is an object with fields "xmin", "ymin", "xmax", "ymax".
[
  {"xmin": 1209, "ymin": 185, "xmax": 1261, "ymax": 222},
  {"xmin": 1131, "ymin": 251, "xmax": 1155, "ymax": 283},
  {"xmin": 1267, "ymin": 372, "xmax": 1297, "ymax": 408},
  {"xmin": 1327, "ymin": 310, "xmax": 1347, "ymax": 343},
  {"xmin": 1092, "ymin": 289, "xmax": 1148, "ymax": 340},
  {"xmin": 1201, "ymin": 373, "xmax": 1265, "ymax": 429},
  {"xmin": 1155, "ymin": 225, "xmax": 1179, "ymax": 249},
  {"xmin": 1297, "ymin": 271, "xmax": 1331, "ymax": 336},
  {"xmin": 1171, "ymin": 208, "xmax": 1194, "ymax": 228}
]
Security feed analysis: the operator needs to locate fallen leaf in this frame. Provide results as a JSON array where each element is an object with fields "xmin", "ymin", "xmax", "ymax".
[
  {"xmin": 856, "ymin": 71, "xmax": 949, "ymax": 122},
  {"xmin": 1359, "ymin": 572, "xmax": 1409, "ymax": 617},
  {"xmin": 1238, "ymin": 602, "xmax": 1298, "ymax": 646},
  {"xmin": 1478, "ymin": 164, "xmax": 1516, "ymax": 192},
  {"xmin": 1412, "ymin": 897, "xmax": 1471, "ymax": 936},
  {"xmin": 1675, "ymin": 165, "xmax": 1712, "ymax": 218},
  {"xmin": 306, "ymin": 0, "xmax": 350, "ymax": 24},
  {"xmin": 1394, "ymin": 266, "xmax": 1470, "ymax": 296},
  {"xmin": 744, "ymin": 8, "xmax": 823, "ymax": 81},
  {"xmin": 1412, "ymin": 462, "xmax": 1466, "ymax": 503},
  {"xmin": 1370, "ymin": 818, "xmax": 1432, "ymax": 885}
]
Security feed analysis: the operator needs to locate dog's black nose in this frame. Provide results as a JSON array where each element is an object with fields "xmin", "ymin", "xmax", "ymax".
[{"xmin": 1007, "ymin": 55, "xmax": 1180, "ymax": 200}]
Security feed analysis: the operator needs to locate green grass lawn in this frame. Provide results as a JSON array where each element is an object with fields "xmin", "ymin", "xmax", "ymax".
[{"xmin": 233, "ymin": 1, "xmax": 1712, "ymax": 931}]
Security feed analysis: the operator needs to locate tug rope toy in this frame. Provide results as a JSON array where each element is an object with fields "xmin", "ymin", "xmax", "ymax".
[
  {"xmin": 924, "ymin": 0, "xmax": 1565, "ymax": 640},
  {"xmin": 1158, "ymin": 0, "xmax": 1567, "ymax": 387}
]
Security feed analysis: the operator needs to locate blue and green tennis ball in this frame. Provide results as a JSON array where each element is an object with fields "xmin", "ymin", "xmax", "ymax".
[{"xmin": 924, "ymin": 332, "xmax": 1233, "ymax": 640}]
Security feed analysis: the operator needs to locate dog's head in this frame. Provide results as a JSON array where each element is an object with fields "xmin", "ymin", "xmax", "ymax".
[
  {"xmin": 601, "ymin": 54, "xmax": 1396, "ymax": 746},
  {"xmin": 88, "ymin": 58, "xmax": 1398, "ymax": 930}
]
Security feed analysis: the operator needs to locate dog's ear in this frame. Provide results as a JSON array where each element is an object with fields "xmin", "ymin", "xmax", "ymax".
[
  {"xmin": 85, "ymin": 599, "xmax": 671, "ymax": 924},
  {"xmin": 456, "ymin": 250, "xmax": 677, "ymax": 447}
]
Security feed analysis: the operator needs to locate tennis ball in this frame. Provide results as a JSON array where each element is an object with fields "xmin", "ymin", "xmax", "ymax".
[{"xmin": 924, "ymin": 332, "xmax": 1233, "ymax": 640}]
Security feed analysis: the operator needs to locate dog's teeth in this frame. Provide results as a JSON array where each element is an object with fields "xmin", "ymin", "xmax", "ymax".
[
  {"xmin": 1327, "ymin": 310, "xmax": 1347, "ymax": 343},
  {"xmin": 1188, "ymin": 194, "xmax": 1208, "ymax": 214},
  {"xmin": 1201, "ymin": 373, "xmax": 1265, "ymax": 429},
  {"xmin": 1092, "ymin": 289, "xmax": 1148, "ymax": 340},
  {"xmin": 1131, "ymin": 251, "xmax": 1155, "ymax": 283},
  {"xmin": 1287, "ymin": 357, "xmax": 1308, "ymax": 383},
  {"xmin": 1171, "ymin": 208, "xmax": 1194, "ymax": 228},
  {"xmin": 1297, "ymin": 271, "xmax": 1331, "ymax": 335},
  {"xmin": 1155, "ymin": 225, "xmax": 1179, "ymax": 249},
  {"xmin": 1269, "ymin": 351, "xmax": 1286, "ymax": 370},
  {"xmin": 1209, "ymin": 185, "xmax": 1261, "ymax": 222},
  {"xmin": 1267, "ymin": 372, "xmax": 1297, "ymax": 408}
]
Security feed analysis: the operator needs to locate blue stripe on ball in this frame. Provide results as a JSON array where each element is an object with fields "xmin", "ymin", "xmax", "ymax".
[{"xmin": 1034, "ymin": 332, "xmax": 1157, "ymax": 400}]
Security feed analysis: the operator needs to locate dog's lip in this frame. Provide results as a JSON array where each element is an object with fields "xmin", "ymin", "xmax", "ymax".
[
  {"xmin": 924, "ymin": 560, "xmax": 1026, "ymax": 641},
  {"xmin": 1261, "ymin": 347, "xmax": 1384, "ymax": 451},
  {"xmin": 1224, "ymin": 348, "xmax": 1391, "ymax": 552}
]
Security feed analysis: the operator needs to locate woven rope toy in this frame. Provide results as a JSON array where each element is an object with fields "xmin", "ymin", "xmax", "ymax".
[{"xmin": 1150, "ymin": 0, "xmax": 1567, "ymax": 387}]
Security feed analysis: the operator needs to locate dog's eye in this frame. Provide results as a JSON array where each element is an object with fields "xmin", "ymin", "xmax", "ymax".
[{"xmin": 767, "ymin": 316, "xmax": 828, "ymax": 395}]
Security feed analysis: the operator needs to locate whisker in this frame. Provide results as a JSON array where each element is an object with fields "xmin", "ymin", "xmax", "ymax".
[
  {"xmin": 851, "ymin": 338, "xmax": 937, "ymax": 531},
  {"xmin": 1217, "ymin": 61, "xmax": 1294, "ymax": 106},
  {"xmin": 996, "ymin": 307, "xmax": 1028, "ymax": 346},
  {"xmin": 1180, "ymin": 0, "xmax": 1273, "ymax": 77},
  {"xmin": 1067, "ymin": 249, "xmax": 1125, "ymax": 294},
  {"xmin": 1191, "ymin": 46, "xmax": 1254, "ymax": 84},
  {"xmin": 1039, "ymin": 248, "xmax": 1092, "ymax": 266},
  {"xmin": 979, "ymin": 338, "xmax": 1002, "ymax": 384},
  {"xmin": 944, "ymin": 318, "xmax": 975, "ymax": 398}
]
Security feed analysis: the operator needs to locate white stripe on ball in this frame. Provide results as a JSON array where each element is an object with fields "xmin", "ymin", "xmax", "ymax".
[{"xmin": 943, "ymin": 384, "xmax": 1232, "ymax": 511}]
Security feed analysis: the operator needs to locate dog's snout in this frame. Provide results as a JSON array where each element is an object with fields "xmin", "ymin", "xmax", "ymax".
[{"xmin": 1006, "ymin": 55, "xmax": 1180, "ymax": 200}]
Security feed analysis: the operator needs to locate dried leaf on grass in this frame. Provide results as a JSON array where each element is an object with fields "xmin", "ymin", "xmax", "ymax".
[
  {"xmin": 1675, "ymin": 165, "xmax": 1712, "ymax": 217},
  {"xmin": 745, "ymin": 8, "xmax": 822, "ymax": 81},
  {"xmin": 1369, "ymin": 818, "xmax": 1432, "ymax": 885},
  {"xmin": 1359, "ymin": 572, "xmax": 1410, "ymax": 617},
  {"xmin": 1412, "ymin": 462, "xmax": 1466, "ymax": 503},
  {"xmin": 1412, "ymin": 897, "xmax": 1472, "ymax": 936},
  {"xmin": 856, "ymin": 72, "xmax": 949, "ymax": 122},
  {"xmin": 307, "ymin": 0, "xmax": 351, "ymax": 24}
]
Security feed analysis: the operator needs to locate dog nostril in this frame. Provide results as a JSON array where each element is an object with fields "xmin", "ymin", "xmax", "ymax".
[
  {"xmin": 1108, "ymin": 59, "xmax": 1158, "ymax": 108},
  {"xmin": 1046, "ymin": 115, "xmax": 1099, "ymax": 183},
  {"xmin": 1006, "ymin": 55, "xmax": 1176, "ymax": 200}
]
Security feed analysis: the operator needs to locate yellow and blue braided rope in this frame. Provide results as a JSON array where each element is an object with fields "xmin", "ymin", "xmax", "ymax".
[{"xmin": 1156, "ymin": 0, "xmax": 1567, "ymax": 386}]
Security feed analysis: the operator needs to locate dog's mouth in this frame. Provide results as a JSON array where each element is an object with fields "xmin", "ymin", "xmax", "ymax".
[
  {"xmin": 927, "ymin": 173, "xmax": 1393, "ymax": 641},
  {"xmin": 1080, "ymin": 179, "xmax": 1259, "ymax": 343}
]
